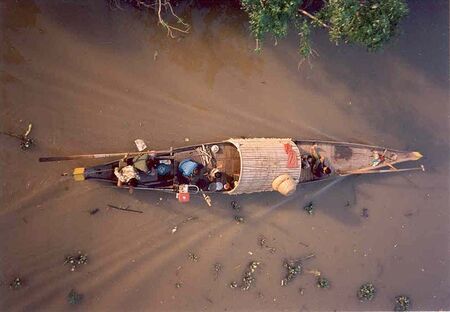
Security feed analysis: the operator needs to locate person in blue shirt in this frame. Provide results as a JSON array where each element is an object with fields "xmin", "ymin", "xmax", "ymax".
[{"xmin": 178, "ymin": 159, "xmax": 199, "ymax": 178}]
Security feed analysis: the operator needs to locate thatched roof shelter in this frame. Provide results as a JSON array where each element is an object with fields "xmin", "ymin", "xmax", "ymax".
[{"xmin": 226, "ymin": 138, "xmax": 301, "ymax": 195}]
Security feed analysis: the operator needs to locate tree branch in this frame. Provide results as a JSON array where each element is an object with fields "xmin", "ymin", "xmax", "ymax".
[
  {"xmin": 298, "ymin": 9, "xmax": 330, "ymax": 29},
  {"xmin": 127, "ymin": 0, "xmax": 190, "ymax": 38},
  {"xmin": 156, "ymin": 0, "xmax": 190, "ymax": 38}
]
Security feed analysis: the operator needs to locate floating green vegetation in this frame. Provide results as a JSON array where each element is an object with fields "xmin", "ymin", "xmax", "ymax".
[
  {"xmin": 231, "ymin": 261, "xmax": 261, "ymax": 291},
  {"xmin": 281, "ymin": 254, "xmax": 316, "ymax": 286},
  {"xmin": 303, "ymin": 202, "xmax": 314, "ymax": 214},
  {"xmin": 282, "ymin": 260, "xmax": 303, "ymax": 286},
  {"xmin": 317, "ymin": 276, "xmax": 330, "ymax": 289},
  {"xmin": 394, "ymin": 295, "xmax": 411, "ymax": 311},
  {"xmin": 67, "ymin": 289, "xmax": 83, "ymax": 305},
  {"xmin": 231, "ymin": 201, "xmax": 241, "ymax": 212},
  {"xmin": 64, "ymin": 252, "xmax": 88, "ymax": 272},
  {"xmin": 357, "ymin": 282, "xmax": 376, "ymax": 301},
  {"xmin": 241, "ymin": 261, "xmax": 261, "ymax": 291},
  {"xmin": 9, "ymin": 277, "xmax": 23, "ymax": 289},
  {"xmin": 187, "ymin": 252, "xmax": 199, "ymax": 262}
]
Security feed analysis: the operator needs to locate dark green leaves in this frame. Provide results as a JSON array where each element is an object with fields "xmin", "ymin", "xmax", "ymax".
[
  {"xmin": 240, "ymin": 0, "xmax": 408, "ymax": 57},
  {"xmin": 317, "ymin": 0, "xmax": 408, "ymax": 50},
  {"xmin": 241, "ymin": 0, "xmax": 302, "ymax": 51}
]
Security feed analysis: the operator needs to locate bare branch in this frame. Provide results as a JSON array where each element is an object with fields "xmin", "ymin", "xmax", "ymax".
[
  {"xmin": 166, "ymin": 1, "xmax": 190, "ymax": 30},
  {"xmin": 298, "ymin": 9, "xmax": 330, "ymax": 29},
  {"xmin": 156, "ymin": 0, "xmax": 190, "ymax": 38}
]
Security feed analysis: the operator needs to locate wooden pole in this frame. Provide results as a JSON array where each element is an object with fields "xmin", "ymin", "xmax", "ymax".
[
  {"xmin": 340, "ymin": 166, "xmax": 425, "ymax": 176},
  {"xmin": 38, "ymin": 150, "xmax": 172, "ymax": 162}
]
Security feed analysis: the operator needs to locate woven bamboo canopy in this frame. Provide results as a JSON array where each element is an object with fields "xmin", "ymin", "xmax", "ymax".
[{"xmin": 226, "ymin": 138, "xmax": 302, "ymax": 195}]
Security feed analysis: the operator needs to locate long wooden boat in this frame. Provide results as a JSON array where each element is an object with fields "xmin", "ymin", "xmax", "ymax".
[{"xmin": 41, "ymin": 138, "xmax": 424, "ymax": 202}]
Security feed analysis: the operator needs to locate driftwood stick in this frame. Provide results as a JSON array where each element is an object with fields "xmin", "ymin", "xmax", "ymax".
[
  {"xmin": 107, "ymin": 204, "xmax": 143, "ymax": 214},
  {"xmin": 299, "ymin": 253, "xmax": 315, "ymax": 262}
]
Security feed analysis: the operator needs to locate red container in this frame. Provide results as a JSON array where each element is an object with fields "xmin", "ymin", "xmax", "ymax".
[{"xmin": 177, "ymin": 192, "xmax": 190, "ymax": 203}]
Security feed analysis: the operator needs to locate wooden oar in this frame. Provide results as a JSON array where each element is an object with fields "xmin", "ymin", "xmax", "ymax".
[
  {"xmin": 39, "ymin": 150, "xmax": 172, "ymax": 162},
  {"xmin": 340, "ymin": 165, "xmax": 425, "ymax": 176}
]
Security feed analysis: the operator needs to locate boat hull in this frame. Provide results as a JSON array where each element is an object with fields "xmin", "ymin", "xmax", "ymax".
[{"xmin": 73, "ymin": 138, "xmax": 423, "ymax": 196}]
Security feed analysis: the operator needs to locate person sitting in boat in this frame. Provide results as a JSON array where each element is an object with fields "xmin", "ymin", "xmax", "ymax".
[
  {"xmin": 178, "ymin": 159, "xmax": 210, "ymax": 189},
  {"xmin": 133, "ymin": 152, "xmax": 172, "ymax": 177},
  {"xmin": 156, "ymin": 162, "xmax": 171, "ymax": 176},
  {"xmin": 301, "ymin": 155, "xmax": 314, "ymax": 169},
  {"xmin": 114, "ymin": 155, "xmax": 140, "ymax": 190},
  {"xmin": 191, "ymin": 167, "xmax": 209, "ymax": 190},
  {"xmin": 178, "ymin": 159, "xmax": 199, "ymax": 179},
  {"xmin": 312, "ymin": 156, "xmax": 332, "ymax": 178},
  {"xmin": 133, "ymin": 153, "xmax": 156, "ymax": 176},
  {"xmin": 370, "ymin": 149, "xmax": 387, "ymax": 167},
  {"xmin": 208, "ymin": 168, "xmax": 222, "ymax": 182},
  {"xmin": 310, "ymin": 143, "xmax": 321, "ymax": 161}
]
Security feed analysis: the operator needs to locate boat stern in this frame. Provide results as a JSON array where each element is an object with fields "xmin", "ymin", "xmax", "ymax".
[{"xmin": 73, "ymin": 167, "xmax": 85, "ymax": 181}]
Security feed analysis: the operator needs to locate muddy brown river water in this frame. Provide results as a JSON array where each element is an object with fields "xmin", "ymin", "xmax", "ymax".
[{"xmin": 1, "ymin": 0, "xmax": 449, "ymax": 311}]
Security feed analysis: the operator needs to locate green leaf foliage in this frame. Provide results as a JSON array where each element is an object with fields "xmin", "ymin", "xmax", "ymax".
[
  {"xmin": 241, "ymin": 0, "xmax": 302, "ymax": 51},
  {"xmin": 240, "ymin": 0, "xmax": 408, "ymax": 57},
  {"xmin": 294, "ymin": 19, "xmax": 312, "ymax": 57},
  {"xmin": 318, "ymin": 0, "xmax": 408, "ymax": 50}
]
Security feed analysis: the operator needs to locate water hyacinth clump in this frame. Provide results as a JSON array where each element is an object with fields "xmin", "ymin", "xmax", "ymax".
[
  {"xmin": 317, "ymin": 276, "xmax": 330, "ymax": 288},
  {"xmin": 232, "ymin": 261, "xmax": 261, "ymax": 291},
  {"xmin": 394, "ymin": 295, "xmax": 411, "ymax": 311},
  {"xmin": 241, "ymin": 261, "xmax": 260, "ymax": 291},
  {"xmin": 67, "ymin": 289, "xmax": 83, "ymax": 305},
  {"xmin": 9, "ymin": 277, "xmax": 23, "ymax": 289},
  {"xmin": 231, "ymin": 201, "xmax": 241, "ymax": 212},
  {"xmin": 303, "ymin": 202, "xmax": 314, "ymax": 214},
  {"xmin": 187, "ymin": 252, "xmax": 199, "ymax": 262},
  {"xmin": 357, "ymin": 282, "xmax": 376, "ymax": 301},
  {"xmin": 64, "ymin": 252, "xmax": 88, "ymax": 271},
  {"xmin": 281, "ymin": 260, "xmax": 303, "ymax": 286}
]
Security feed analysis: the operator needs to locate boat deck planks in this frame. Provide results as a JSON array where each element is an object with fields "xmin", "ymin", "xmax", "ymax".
[
  {"xmin": 297, "ymin": 142, "xmax": 377, "ymax": 173},
  {"xmin": 214, "ymin": 143, "xmax": 241, "ymax": 177}
]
